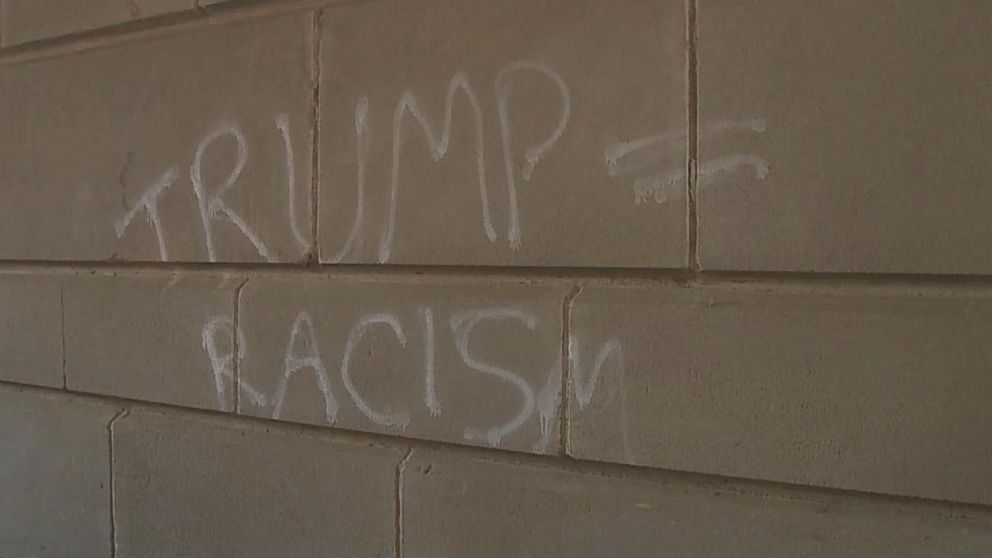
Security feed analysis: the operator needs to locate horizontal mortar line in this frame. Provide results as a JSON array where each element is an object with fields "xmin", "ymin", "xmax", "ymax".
[
  {"xmin": 3, "ymin": 260, "xmax": 992, "ymax": 292},
  {"xmin": 0, "ymin": 0, "xmax": 380, "ymax": 65},
  {"xmin": 1, "ymin": 378, "xmax": 990, "ymax": 523}
]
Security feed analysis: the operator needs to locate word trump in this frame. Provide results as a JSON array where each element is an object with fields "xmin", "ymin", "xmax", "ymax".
[{"xmin": 114, "ymin": 113, "xmax": 309, "ymax": 262}]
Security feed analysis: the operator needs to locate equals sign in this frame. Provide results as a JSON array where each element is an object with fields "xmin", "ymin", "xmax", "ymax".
[{"xmin": 604, "ymin": 117, "xmax": 770, "ymax": 205}]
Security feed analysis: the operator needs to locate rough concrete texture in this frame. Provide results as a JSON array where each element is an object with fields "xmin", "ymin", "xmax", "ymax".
[
  {"xmin": 0, "ymin": 387, "xmax": 120, "ymax": 558},
  {"xmin": 0, "ymin": 13, "xmax": 313, "ymax": 262},
  {"xmin": 237, "ymin": 276, "xmax": 566, "ymax": 453},
  {"xmin": 113, "ymin": 409, "xmax": 403, "ymax": 558},
  {"xmin": 404, "ymin": 451, "xmax": 992, "ymax": 557},
  {"xmin": 1, "ymin": 0, "xmax": 195, "ymax": 45},
  {"xmin": 697, "ymin": 0, "xmax": 992, "ymax": 273},
  {"xmin": 0, "ymin": 274, "xmax": 64, "ymax": 387},
  {"xmin": 319, "ymin": 0, "xmax": 687, "ymax": 267},
  {"xmin": 2, "ymin": 0, "xmax": 992, "ymax": 554},
  {"xmin": 64, "ymin": 273, "xmax": 237, "ymax": 410},
  {"xmin": 568, "ymin": 284, "xmax": 992, "ymax": 505}
]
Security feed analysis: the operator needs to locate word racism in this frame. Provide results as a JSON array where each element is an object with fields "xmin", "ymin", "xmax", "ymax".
[{"xmin": 201, "ymin": 305, "xmax": 629, "ymax": 453}]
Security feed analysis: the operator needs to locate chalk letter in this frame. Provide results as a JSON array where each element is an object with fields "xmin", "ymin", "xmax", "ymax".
[
  {"xmin": 570, "ymin": 336, "xmax": 632, "ymax": 460},
  {"xmin": 570, "ymin": 337, "xmax": 623, "ymax": 409},
  {"xmin": 420, "ymin": 306, "xmax": 441, "ymax": 416},
  {"xmin": 191, "ymin": 123, "xmax": 273, "ymax": 262},
  {"xmin": 340, "ymin": 313, "xmax": 411, "ymax": 429},
  {"xmin": 532, "ymin": 355, "xmax": 562, "ymax": 452},
  {"xmin": 496, "ymin": 61, "xmax": 571, "ymax": 249},
  {"xmin": 201, "ymin": 316, "xmax": 266, "ymax": 411},
  {"xmin": 380, "ymin": 73, "xmax": 495, "ymax": 263},
  {"xmin": 114, "ymin": 167, "xmax": 178, "ymax": 261},
  {"xmin": 450, "ymin": 308, "xmax": 538, "ymax": 447},
  {"xmin": 272, "ymin": 311, "xmax": 337, "ymax": 424},
  {"xmin": 326, "ymin": 97, "xmax": 370, "ymax": 263},
  {"xmin": 276, "ymin": 113, "xmax": 311, "ymax": 255}
]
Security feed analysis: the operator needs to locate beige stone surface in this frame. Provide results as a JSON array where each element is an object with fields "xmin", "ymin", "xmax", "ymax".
[
  {"xmin": 113, "ymin": 409, "xmax": 402, "ymax": 557},
  {"xmin": 319, "ymin": 0, "xmax": 686, "ymax": 267},
  {"xmin": 404, "ymin": 451, "xmax": 992, "ymax": 557},
  {"xmin": 0, "ymin": 274, "xmax": 63, "ymax": 387},
  {"xmin": 238, "ymin": 276, "xmax": 566, "ymax": 453},
  {"xmin": 0, "ymin": 387, "xmax": 119, "ymax": 558},
  {"xmin": 64, "ymin": 273, "xmax": 237, "ymax": 410},
  {"xmin": 568, "ymin": 284, "xmax": 992, "ymax": 504},
  {"xmin": 1, "ymin": 0, "xmax": 195, "ymax": 45},
  {"xmin": 0, "ymin": 14, "xmax": 313, "ymax": 262},
  {"xmin": 697, "ymin": 0, "xmax": 992, "ymax": 273}
]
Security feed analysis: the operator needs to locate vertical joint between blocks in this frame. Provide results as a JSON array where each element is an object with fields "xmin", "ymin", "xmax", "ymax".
[
  {"xmin": 231, "ymin": 277, "xmax": 249, "ymax": 414},
  {"xmin": 395, "ymin": 448, "xmax": 414, "ymax": 558},
  {"xmin": 560, "ymin": 284, "xmax": 582, "ymax": 456},
  {"xmin": 107, "ymin": 408, "xmax": 130, "ymax": 558},
  {"xmin": 59, "ymin": 284, "xmax": 67, "ymax": 390},
  {"xmin": 686, "ymin": 0, "xmax": 700, "ymax": 271},
  {"xmin": 308, "ymin": 8, "xmax": 325, "ymax": 265}
]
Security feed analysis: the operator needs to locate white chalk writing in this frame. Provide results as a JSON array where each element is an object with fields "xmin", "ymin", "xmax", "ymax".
[
  {"xmin": 340, "ymin": 313, "xmax": 412, "ymax": 429},
  {"xmin": 570, "ymin": 335, "xmax": 632, "ymax": 461},
  {"xmin": 276, "ymin": 113, "xmax": 311, "ymax": 256},
  {"xmin": 199, "ymin": 302, "xmax": 606, "ymax": 451},
  {"xmin": 273, "ymin": 310, "xmax": 337, "ymax": 423},
  {"xmin": 605, "ymin": 117, "xmax": 770, "ymax": 205},
  {"xmin": 381, "ymin": 73, "xmax": 494, "ymax": 263},
  {"xmin": 451, "ymin": 308, "xmax": 539, "ymax": 447},
  {"xmin": 191, "ymin": 123, "xmax": 273, "ymax": 262},
  {"xmin": 495, "ymin": 61, "xmax": 571, "ymax": 249},
  {"xmin": 326, "ymin": 97, "xmax": 370, "ymax": 263},
  {"xmin": 114, "ymin": 168, "xmax": 178, "ymax": 261},
  {"xmin": 351, "ymin": 59, "xmax": 571, "ymax": 262},
  {"xmin": 114, "ymin": 114, "xmax": 304, "ymax": 262}
]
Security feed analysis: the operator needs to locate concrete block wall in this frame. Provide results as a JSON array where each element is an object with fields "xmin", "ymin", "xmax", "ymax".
[{"xmin": 1, "ymin": 0, "xmax": 991, "ymax": 555}]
